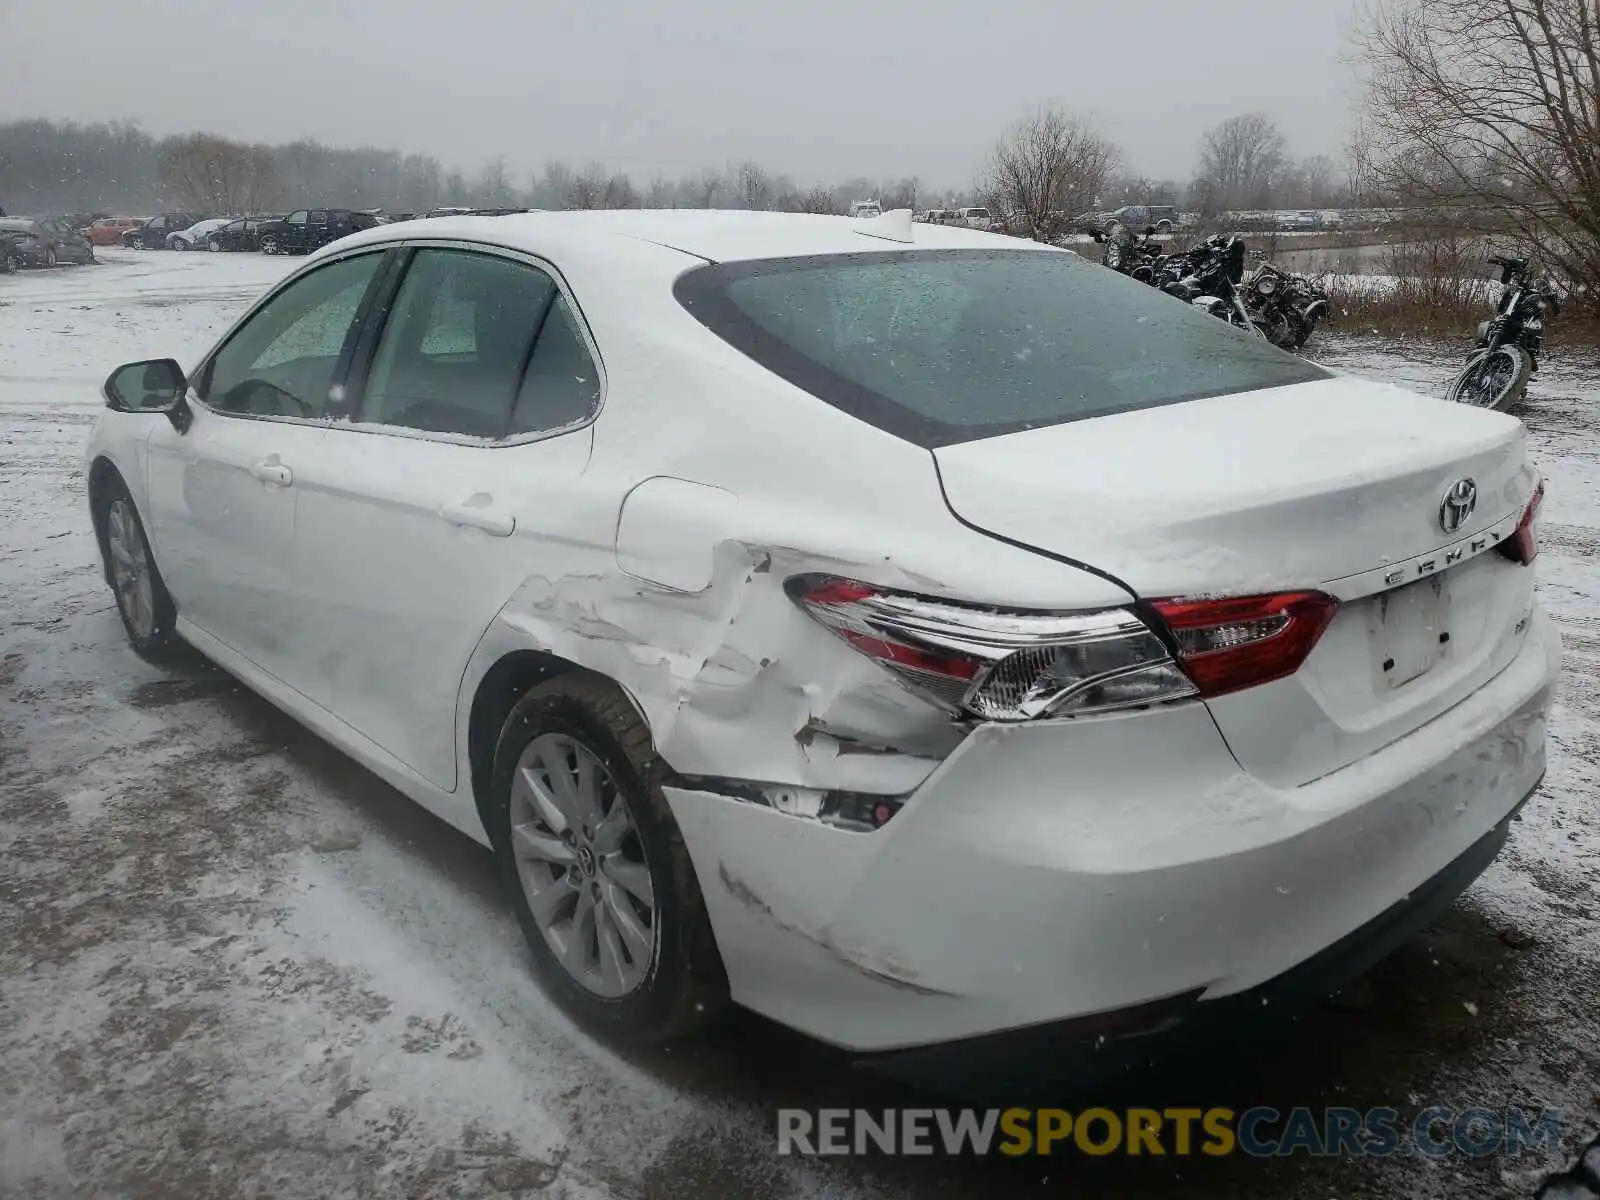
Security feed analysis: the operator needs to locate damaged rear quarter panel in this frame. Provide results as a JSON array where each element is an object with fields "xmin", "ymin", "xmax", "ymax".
[{"xmin": 455, "ymin": 269, "xmax": 1135, "ymax": 800}]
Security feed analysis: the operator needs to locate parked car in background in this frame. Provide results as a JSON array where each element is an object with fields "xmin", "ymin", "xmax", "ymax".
[
  {"xmin": 54, "ymin": 213, "xmax": 109, "ymax": 232},
  {"xmin": 420, "ymin": 206, "xmax": 475, "ymax": 219},
  {"xmin": 122, "ymin": 213, "xmax": 209, "ymax": 250},
  {"xmin": 954, "ymin": 206, "xmax": 994, "ymax": 230},
  {"xmin": 1280, "ymin": 211, "xmax": 1324, "ymax": 232},
  {"xmin": 88, "ymin": 216, "xmax": 148, "ymax": 246},
  {"xmin": 1074, "ymin": 205, "xmax": 1177, "ymax": 235},
  {"xmin": 167, "ymin": 217, "xmax": 234, "ymax": 251},
  {"xmin": 0, "ymin": 216, "xmax": 97, "ymax": 270},
  {"xmin": 849, "ymin": 200, "xmax": 883, "ymax": 219},
  {"xmin": 207, "ymin": 216, "xmax": 283, "ymax": 252},
  {"xmin": 256, "ymin": 208, "xmax": 381, "ymax": 255}
]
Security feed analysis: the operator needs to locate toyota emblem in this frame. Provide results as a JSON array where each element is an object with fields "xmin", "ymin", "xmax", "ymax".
[{"xmin": 1439, "ymin": 478, "xmax": 1478, "ymax": 534}]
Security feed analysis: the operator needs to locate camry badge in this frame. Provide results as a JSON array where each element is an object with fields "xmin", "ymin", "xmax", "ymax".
[{"xmin": 1438, "ymin": 478, "xmax": 1478, "ymax": 534}]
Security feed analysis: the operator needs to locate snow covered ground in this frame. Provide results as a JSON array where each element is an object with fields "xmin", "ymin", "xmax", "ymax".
[{"xmin": 1, "ymin": 250, "xmax": 1596, "ymax": 1199}]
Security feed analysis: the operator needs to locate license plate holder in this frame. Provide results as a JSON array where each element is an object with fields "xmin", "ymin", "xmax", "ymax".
[{"xmin": 1370, "ymin": 576, "xmax": 1452, "ymax": 689}]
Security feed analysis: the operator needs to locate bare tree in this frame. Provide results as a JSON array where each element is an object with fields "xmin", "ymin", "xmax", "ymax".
[
  {"xmin": 158, "ymin": 133, "xmax": 276, "ymax": 212},
  {"xmin": 1360, "ymin": 0, "xmax": 1600, "ymax": 293},
  {"xmin": 1299, "ymin": 155, "xmax": 1339, "ymax": 206},
  {"xmin": 474, "ymin": 155, "xmax": 518, "ymax": 207},
  {"xmin": 601, "ymin": 170, "xmax": 638, "ymax": 210},
  {"xmin": 879, "ymin": 176, "xmax": 921, "ymax": 211},
  {"xmin": 645, "ymin": 173, "xmax": 674, "ymax": 208},
  {"xmin": 735, "ymin": 161, "xmax": 773, "ymax": 210},
  {"xmin": 564, "ymin": 162, "xmax": 608, "ymax": 210},
  {"xmin": 1196, "ymin": 113, "xmax": 1289, "ymax": 210},
  {"xmin": 977, "ymin": 107, "xmax": 1120, "ymax": 240},
  {"xmin": 797, "ymin": 184, "xmax": 840, "ymax": 215},
  {"xmin": 693, "ymin": 168, "xmax": 722, "ymax": 208}
]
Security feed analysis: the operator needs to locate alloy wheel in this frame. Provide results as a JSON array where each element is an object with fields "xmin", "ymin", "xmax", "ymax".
[
  {"xmin": 508, "ymin": 733, "xmax": 656, "ymax": 998},
  {"xmin": 106, "ymin": 499, "xmax": 155, "ymax": 639}
]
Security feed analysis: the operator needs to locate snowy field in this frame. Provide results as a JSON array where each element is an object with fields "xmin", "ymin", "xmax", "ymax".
[{"xmin": 1, "ymin": 249, "xmax": 1597, "ymax": 1199}]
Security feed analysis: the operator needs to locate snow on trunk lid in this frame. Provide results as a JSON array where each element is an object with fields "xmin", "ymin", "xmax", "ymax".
[{"xmin": 932, "ymin": 376, "xmax": 1540, "ymax": 783}]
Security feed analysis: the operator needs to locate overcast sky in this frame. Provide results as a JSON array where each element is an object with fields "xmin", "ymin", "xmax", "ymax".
[{"xmin": 1, "ymin": 0, "xmax": 1362, "ymax": 188}]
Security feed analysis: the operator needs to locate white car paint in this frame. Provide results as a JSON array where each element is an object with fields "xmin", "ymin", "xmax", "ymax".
[
  {"xmin": 166, "ymin": 218, "xmax": 232, "ymax": 250},
  {"xmin": 84, "ymin": 210, "xmax": 1558, "ymax": 1057}
]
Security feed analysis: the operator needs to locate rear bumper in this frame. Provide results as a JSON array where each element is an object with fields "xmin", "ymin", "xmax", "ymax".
[
  {"xmin": 856, "ymin": 778, "xmax": 1536, "ymax": 1095},
  {"xmin": 664, "ymin": 606, "xmax": 1558, "ymax": 1056}
]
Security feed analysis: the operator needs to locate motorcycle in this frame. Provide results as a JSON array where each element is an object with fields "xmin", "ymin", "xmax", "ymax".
[
  {"xmin": 1445, "ymin": 255, "xmax": 1559, "ymax": 411},
  {"xmin": 1160, "ymin": 235, "xmax": 1275, "ymax": 340},
  {"xmin": 1090, "ymin": 223, "xmax": 1165, "ymax": 275},
  {"xmin": 1242, "ymin": 263, "xmax": 1331, "ymax": 351}
]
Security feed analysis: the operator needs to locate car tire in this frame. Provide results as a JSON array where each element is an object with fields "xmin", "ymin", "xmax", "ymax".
[
  {"xmin": 488, "ymin": 673, "xmax": 727, "ymax": 1044},
  {"xmin": 260, "ymin": 236, "xmax": 278, "ymax": 255},
  {"xmin": 208, "ymin": 239, "xmax": 220, "ymax": 252},
  {"xmin": 95, "ymin": 474, "xmax": 178, "ymax": 660},
  {"xmin": 44, "ymin": 247, "xmax": 57, "ymax": 268},
  {"xmin": 130, "ymin": 235, "xmax": 144, "ymax": 250}
]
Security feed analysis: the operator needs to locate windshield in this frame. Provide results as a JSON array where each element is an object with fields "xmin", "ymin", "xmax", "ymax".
[{"xmin": 675, "ymin": 249, "xmax": 1328, "ymax": 447}]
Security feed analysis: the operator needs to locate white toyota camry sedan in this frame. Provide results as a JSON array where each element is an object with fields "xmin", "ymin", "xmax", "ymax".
[{"xmin": 84, "ymin": 209, "xmax": 1558, "ymax": 1079}]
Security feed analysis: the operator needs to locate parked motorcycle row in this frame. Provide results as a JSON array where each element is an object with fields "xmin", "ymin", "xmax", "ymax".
[
  {"xmin": 1090, "ymin": 224, "xmax": 1331, "ymax": 352},
  {"xmin": 1090, "ymin": 222, "xmax": 1559, "ymax": 412}
]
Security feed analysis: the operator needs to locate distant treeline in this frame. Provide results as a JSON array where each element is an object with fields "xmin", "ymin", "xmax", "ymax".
[{"xmin": 0, "ymin": 118, "xmax": 940, "ymax": 217}]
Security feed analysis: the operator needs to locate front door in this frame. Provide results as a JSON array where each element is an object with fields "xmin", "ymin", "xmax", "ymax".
[
  {"xmin": 143, "ymin": 249, "xmax": 391, "ymax": 684},
  {"xmin": 282, "ymin": 210, "xmax": 309, "ymax": 253},
  {"xmin": 290, "ymin": 244, "xmax": 606, "ymax": 789}
]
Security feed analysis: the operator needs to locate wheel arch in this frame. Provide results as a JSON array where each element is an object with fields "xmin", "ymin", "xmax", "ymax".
[{"xmin": 87, "ymin": 454, "xmax": 128, "ymax": 584}]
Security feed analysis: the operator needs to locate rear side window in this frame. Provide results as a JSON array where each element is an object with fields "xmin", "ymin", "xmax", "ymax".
[
  {"xmin": 674, "ymin": 249, "xmax": 1327, "ymax": 447},
  {"xmin": 358, "ymin": 248, "xmax": 600, "ymax": 440}
]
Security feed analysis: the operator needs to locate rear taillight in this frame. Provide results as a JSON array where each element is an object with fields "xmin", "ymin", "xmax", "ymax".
[
  {"xmin": 787, "ymin": 574, "xmax": 1197, "ymax": 721},
  {"xmin": 1499, "ymin": 479, "xmax": 1545, "ymax": 566},
  {"xmin": 1149, "ymin": 591, "xmax": 1339, "ymax": 698}
]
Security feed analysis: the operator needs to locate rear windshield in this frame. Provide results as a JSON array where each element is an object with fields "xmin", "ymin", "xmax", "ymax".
[{"xmin": 674, "ymin": 249, "xmax": 1328, "ymax": 447}]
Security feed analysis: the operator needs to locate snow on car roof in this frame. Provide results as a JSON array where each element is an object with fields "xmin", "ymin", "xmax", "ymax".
[{"xmin": 326, "ymin": 208, "xmax": 1027, "ymax": 270}]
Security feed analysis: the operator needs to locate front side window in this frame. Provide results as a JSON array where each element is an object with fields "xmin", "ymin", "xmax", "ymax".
[
  {"xmin": 359, "ymin": 248, "xmax": 598, "ymax": 439},
  {"xmin": 201, "ymin": 252, "xmax": 386, "ymax": 420},
  {"xmin": 287, "ymin": 211, "xmax": 308, "ymax": 226},
  {"xmin": 675, "ymin": 248, "xmax": 1327, "ymax": 447}
]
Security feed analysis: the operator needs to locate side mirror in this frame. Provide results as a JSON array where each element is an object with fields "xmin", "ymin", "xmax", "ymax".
[{"xmin": 103, "ymin": 359, "xmax": 192, "ymax": 433}]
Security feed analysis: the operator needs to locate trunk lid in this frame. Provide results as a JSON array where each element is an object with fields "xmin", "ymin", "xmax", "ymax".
[{"xmin": 934, "ymin": 376, "xmax": 1540, "ymax": 785}]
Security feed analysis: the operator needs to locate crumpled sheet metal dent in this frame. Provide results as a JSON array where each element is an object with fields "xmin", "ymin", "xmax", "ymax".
[{"xmin": 493, "ymin": 539, "xmax": 960, "ymax": 791}]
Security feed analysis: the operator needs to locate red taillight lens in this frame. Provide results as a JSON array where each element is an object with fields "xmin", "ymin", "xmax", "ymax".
[
  {"xmin": 787, "ymin": 574, "xmax": 1197, "ymax": 719},
  {"xmin": 1499, "ymin": 479, "xmax": 1545, "ymax": 566},
  {"xmin": 1150, "ymin": 591, "xmax": 1339, "ymax": 698}
]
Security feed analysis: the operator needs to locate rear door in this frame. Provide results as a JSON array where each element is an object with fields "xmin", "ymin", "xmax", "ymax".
[
  {"xmin": 307, "ymin": 210, "xmax": 330, "ymax": 250},
  {"xmin": 289, "ymin": 243, "xmax": 604, "ymax": 789}
]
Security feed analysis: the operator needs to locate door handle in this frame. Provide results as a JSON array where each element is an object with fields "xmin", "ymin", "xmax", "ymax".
[
  {"xmin": 441, "ymin": 497, "xmax": 515, "ymax": 537},
  {"xmin": 249, "ymin": 457, "xmax": 293, "ymax": 487}
]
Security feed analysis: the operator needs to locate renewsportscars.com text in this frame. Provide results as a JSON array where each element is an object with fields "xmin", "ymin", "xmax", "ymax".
[{"xmin": 776, "ymin": 1106, "xmax": 1563, "ymax": 1159}]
